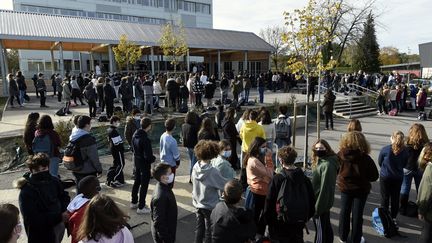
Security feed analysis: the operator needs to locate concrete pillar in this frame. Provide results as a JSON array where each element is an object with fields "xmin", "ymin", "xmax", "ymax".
[
  {"xmin": 3, "ymin": 49, "xmax": 9, "ymax": 75},
  {"xmin": 268, "ymin": 53, "xmax": 271, "ymax": 72},
  {"xmin": 90, "ymin": 52, "xmax": 95, "ymax": 71},
  {"xmin": 78, "ymin": 52, "xmax": 83, "ymax": 73},
  {"xmin": 209, "ymin": 54, "xmax": 212, "ymax": 75},
  {"xmin": 0, "ymin": 40, "xmax": 8, "ymax": 96},
  {"xmin": 244, "ymin": 51, "xmax": 248, "ymax": 73},
  {"xmin": 217, "ymin": 50, "xmax": 221, "ymax": 80},
  {"xmin": 157, "ymin": 55, "xmax": 160, "ymax": 73},
  {"xmin": 108, "ymin": 45, "xmax": 115, "ymax": 73},
  {"xmin": 98, "ymin": 53, "xmax": 103, "ymax": 69},
  {"xmin": 186, "ymin": 49, "xmax": 190, "ymax": 73},
  {"xmin": 59, "ymin": 42, "xmax": 64, "ymax": 77},
  {"xmin": 150, "ymin": 47, "xmax": 155, "ymax": 75},
  {"xmin": 50, "ymin": 49, "xmax": 55, "ymax": 74}
]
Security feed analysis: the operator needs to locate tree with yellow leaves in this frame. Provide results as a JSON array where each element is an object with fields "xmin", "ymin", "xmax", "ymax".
[
  {"xmin": 159, "ymin": 22, "xmax": 189, "ymax": 74},
  {"xmin": 283, "ymin": 0, "xmax": 337, "ymax": 167},
  {"xmin": 113, "ymin": 34, "xmax": 142, "ymax": 72}
]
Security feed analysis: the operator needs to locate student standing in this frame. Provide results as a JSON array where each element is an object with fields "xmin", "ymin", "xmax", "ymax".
[
  {"xmin": 36, "ymin": 73, "xmax": 48, "ymax": 108},
  {"xmin": 322, "ymin": 89, "xmax": 336, "ymax": 130},
  {"xmin": 417, "ymin": 143, "xmax": 432, "ymax": 243},
  {"xmin": 160, "ymin": 119, "xmax": 181, "ymax": 187},
  {"xmin": 83, "ymin": 82, "xmax": 97, "ymax": 118},
  {"xmin": 192, "ymin": 140, "xmax": 228, "ymax": 243},
  {"xmin": 239, "ymin": 110, "xmax": 266, "ymax": 168},
  {"xmin": 131, "ymin": 118, "xmax": 156, "ymax": 214},
  {"xmin": 0, "ymin": 203, "xmax": 22, "ymax": 243},
  {"xmin": 182, "ymin": 112, "xmax": 199, "ymax": 183},
  {"xmin": 311, "ymin": 139, "xmax": 339, "ymax": 243},
  {"xmin": 16, "ymin": 153, "xmax": 70, "ymax": 243},
  {"xmin": 378, "ymin": 131, "xmax": 408, "ymax": 223},
  {"xmin": 106, "ymin": 116, "xmax": 126, "ymax": 188},
  {"xmin": 23, "ymin": 112, "xmax": 40, "ymax": 155},
  {"xmin": 337, "ymin": 132, "xmax": 378, "ymax": 243},
  {"xmin": 103, "ymin": 78, "xmax": 116, "ymax": 118},
  {"xmin": 151, "ymin": 163, "xmax": 178, "ymax": 243},
  {"xmin": 211, "ymin": 140, "xmax": 236, "ymax": 180},
  {"xmin": 62, "ymin": 78, "xmax": 72, "ymax": 114},
  {"xmin": 222, "ymin": 108, "xmax": 241, "ymax": 169}
]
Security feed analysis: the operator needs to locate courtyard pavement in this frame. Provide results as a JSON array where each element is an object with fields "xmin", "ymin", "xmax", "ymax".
[{"xmin": 0, "ymin": 89, "xmax": 430, "ymax": 243}]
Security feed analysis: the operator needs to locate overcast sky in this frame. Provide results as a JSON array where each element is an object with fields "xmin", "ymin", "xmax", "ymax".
[
  {"xmin": 213, "ymin": 0, "xmax": 432, "ymax": 54},
  {"xmin": 1, "ymin": 0, "xmax": 430, "ymax": 54}
]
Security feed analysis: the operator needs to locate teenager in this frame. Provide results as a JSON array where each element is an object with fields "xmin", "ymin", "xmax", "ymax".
[
  {"xmin": 400, "ymin": 123, "xmax": 429, "ymax": 215},
  {"xmin": 131, "ymin": 118, "xmax": 156, "ymax": 214},
  {"xmin": 0, "ymin": 203, "xmax": 22, "ymax": 243},
  {"xmin": 83, "ymin": 82, "xmax": 97, "ymax": 118},
  {"xmin": 211, "ymin": 180, "xmax": 256, "ymax": 243},
  {"xmin": 160, "ymin": 118, "xmax": 181, "ymax": 187},
  {"xmin": 192, "ymin": 140, "xmax": 228, "ymax": 243},
  {"xmin": 103, "ymin": 78, "xmax": 117, "ymax": 118},
  {"xmin": 182, "ymin": 111, "xmax": 199, "ymax": 183},
  {"xmin": 16, "ymin": 153, "xmax": 70, "ymax": 243},
  {"xmin": 23, "ymin": 112, "xmax": 40, "ymax": 155},
  {"xmin": 107, "ymin": 116, "xmax": 125, "ymax": 188},
  {"xmin": 8, "ymin": 73, "xmax": 21, "ymax": 108},
  {"xmin": 76, "ymin": 195, "xmax": 133, "ymax": 243},
  {"xmin": 322, "ymin": 89, "xmax": 336, "ymax": 130},
  {"xmin": 417, "ymin": 143, "xmax": 432, "ymax": 243},
  {"xmin": 62, "ymin": 78, "xmax": 72, "ymax": 114},
  {"xmin": 347, "ymin": 119, "xmax": 362, "ymax": 132},
  {"xmin": 311, "ymin": 139, "xmax": 339, "ymax": 243},
  {"xmin": 124, "ymin": 109, "xmax": 142, "ymax": 150},
  {"xmin": 222, "ymin": 108, "xmax": 241, "ymax": 169},
  {"xmin": 67, "ymin": 175, "xmax": 101, "ymax": 243},
  {"xmin": 151, "ymin": 163, "xmax": 178, "ymax": 243},
  {"xmin": 378, "ymin": 131, "xmax": 408, "ymax": 223},
  {"xmin": 244, "ymin": 137, "xmax": 274, "ymax": 239},
  {"xmin": 198, "ymin": 118, "xmax": 220, "ymax": 141},
  {"xmin": 211, "ymin": 140, "xmax": 236, "ymax": 180},
  {"xmin": 239, "ymin": 111, "xmax": 266, "ymax": 168},
  {"xmin": 36, "ymin": 73, "xmax": 48, "ymax": 108},
  {"xmin": 264, "ymin": 146, "xmax": 315, "ymax": 242},
  {"xmin": 337, "ymin": 132, "xmax": 378, "ymax": 243}
]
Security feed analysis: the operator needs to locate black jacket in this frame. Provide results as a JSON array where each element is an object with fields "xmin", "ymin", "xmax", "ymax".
[
  {"xmin": 119, "ymin": 82, "xmax": 133, "ymax": 99},
  {"xmin": 166, "ymin": 80, "xmax": 179, "ymax": 96},
  {"xmin": 264, "ymin": 168, "xmax": 315, "ymax": 238},
  {"xmin": 211, "ymin": 202, "xmax": 256, "ymax": 243},
  {"xmin": 103, "ymin": 83, "xmax": 116, "ymax": 101},
  {"xmin": 222, "ymin": 118, "xmax": 239, "ymax": 143},
  {"xmin": 220, "ymin": 78, "xmax": 229, "ymax": 90},
  {"xmin": 132, "ymin": 129, "xmax": 155, "ymax": 169},
  {"xmin": 107, "ymin": 126, "xmax": 124, "ymax": 153},
  {"xmin": 16, "ymin": 75, "xmax": 27, "ymax": 90},
  {"xmin": 322, "ymin": 92, "xmax": 336, "ymax": 113},
  {"xmin": 204, "ymin": 82, "xmax": 216, "ymax": 99},
  {"xmin": 96, "ymin": 83, "xmax": 104, "ymax": 99},
  {"xmin": 83, "ymin": 84, "xmax": 97, "ymax": 101},
  {"xmin": 17, "ymin": 171, "xmax": 70, "ymax": 243},
  {"xmin": 405, "ymin": 145, "xmax": 423, "ymax": 171},
  {"xmin": 181, "ymin": 123, "xmax": 198, "ymax": 148},
  {"xmin": 198, "ymin": 130, "xmax": 220, "ymax": 141},
  {"xmin": 151, "ymin": 182, "xmax": 178, "ymax": 243}
]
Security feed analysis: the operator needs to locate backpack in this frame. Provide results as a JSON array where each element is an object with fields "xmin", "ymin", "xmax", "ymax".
[
  {"xmin": 56, "ymin": 107, "xmax": 66, "ymax": 116},
  {"xmin": 32, "ymin": 134, "xmax": 53, "ymax": 157},
  {"xmin": 276, "ymin": 170, "xmax": 311, "ymax": 224},
  {"xmin": 372, "ymin": 207, "xmax": 398, "ymax": 238},
  {"xmin": 275, "ymin": 117, "xmax": 291, "ymax": 140},
  {"xmin": 63, "ymin": 135, "xmax": 90, "ymax": 171}
]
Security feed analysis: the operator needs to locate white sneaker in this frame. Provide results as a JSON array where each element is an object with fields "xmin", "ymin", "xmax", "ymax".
[
  {"xmin": 339, "ymin": 239, "xmax": 346, "ymax": 243},
  {"xmin": 130, "ymin": 203, "xmax": 138, "ymax": 209},
  {"xmin": 137, "ymin": 206, "xmax": 151, "ymax": 214},
  {"xmin": 360, "ymin": 236, "xmax": 366, "ymax": 243}
]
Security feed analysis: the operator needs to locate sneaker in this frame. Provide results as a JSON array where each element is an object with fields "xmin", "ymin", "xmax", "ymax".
[
  {"xmin": 360, "ymin": 236, "xmax": 365, "ymax": 243},
  {"xmin": 137, "ymin": 206, "xmax": 151, "ymax": 214},
  {"xmin": 111, "ymin": 181, "xmax": 124, "ymax": 187},
  {"xmin": 130, "ymin": 203, "xmax": 138, "ymax": 209},
  {"xmin": 339, "ymin": 239, "xmax": 346, "ymax": 243},
  {"xmin": 393, "ymin": 218, "xmax": 399, "ymax": 230},
  {"xmin": 106, "ymin": 181, "xmax": 118, "ymax": 188}
]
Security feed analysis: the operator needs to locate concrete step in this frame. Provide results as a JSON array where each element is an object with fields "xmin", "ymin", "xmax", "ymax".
[
  {"xmin": 337, "ymin": 110, "xmax": 378, "ymax": 119},
  {"xmin": 334, "ymin": 107, "xmax": 377, "ymax": 116},
  {"xmin": 334, "ymin": 102, "xmax": 365, "ymax": 109},
  {"xmin": 334, "ymin": 105, "xmax": 375, "ymax": 113}
]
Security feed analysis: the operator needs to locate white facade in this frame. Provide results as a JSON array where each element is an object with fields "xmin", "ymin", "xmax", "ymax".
[{"xmin": 8, "ymin": 0, "xmax": 213, "ymax": 75}]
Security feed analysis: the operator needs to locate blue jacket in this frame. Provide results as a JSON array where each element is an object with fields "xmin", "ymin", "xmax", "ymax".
[{"xmin": 378, "ymin": 145, "xmax": 409, "ymax": 179}]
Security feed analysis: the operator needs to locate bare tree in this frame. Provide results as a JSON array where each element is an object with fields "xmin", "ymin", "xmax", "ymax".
[{"xmin": 259, "ymin": 26, "xmax": 288, "ymax": 71}]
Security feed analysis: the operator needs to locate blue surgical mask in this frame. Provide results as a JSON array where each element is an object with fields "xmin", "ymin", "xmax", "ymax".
[
  {"xmin": 260, "ymin": 147, "xmax": 267, "ymax": 155},
  {"xmin": 222, "ymin": 150, "xmax": 232, "ymax": 158}
]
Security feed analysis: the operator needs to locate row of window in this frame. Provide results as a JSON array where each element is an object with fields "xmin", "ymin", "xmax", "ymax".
[
  {"xmin": 98, "ymin": 0, "xmax": 211, "ymax": 14},
  {"xmin": 21, "ymin": 5, "xmax": 168, "ymax": 25}
]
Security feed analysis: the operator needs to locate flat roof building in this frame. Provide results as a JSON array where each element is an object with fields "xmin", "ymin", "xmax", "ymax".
[{"xmin": 419, "ymin": 42, "xmax": 432, "ymax": 78}]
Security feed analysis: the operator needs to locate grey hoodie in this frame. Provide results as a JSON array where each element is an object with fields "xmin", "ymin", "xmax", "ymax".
[
  {"xmin": 192, "ymin": 161, "xmax": 228, "ymax": 210},
  {"xmin": 68, "ymin": 128, "xmax": 102, "ymax": 174}
]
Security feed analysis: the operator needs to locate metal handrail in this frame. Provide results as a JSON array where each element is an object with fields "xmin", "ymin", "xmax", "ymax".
[
  {"xmin": 319, "ymin": 85, "xmax": 352, "ymax": 119},
  {"xmin": 346, "ymin": 83, "xmax": 379, "ymax": 96}
]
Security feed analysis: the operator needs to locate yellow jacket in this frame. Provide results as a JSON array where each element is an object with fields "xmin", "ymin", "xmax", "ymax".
[{"xmin": 240, "ymin": 121, "xmax": 266, "ymax": 152}]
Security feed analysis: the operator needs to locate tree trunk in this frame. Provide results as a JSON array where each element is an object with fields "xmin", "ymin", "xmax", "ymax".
[{"xmin": 304, "ymin": 76, "xmax": 309, "ymax": 169}]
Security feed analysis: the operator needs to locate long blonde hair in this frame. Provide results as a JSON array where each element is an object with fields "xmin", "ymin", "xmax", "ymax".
[
  {"xmin": 391, "ymin": 131, "xmax": 405, "ymax": 155},
  {"xmin": 419, "ymin": 142, "xmax": 432, "ymax": 170},
  {"xmin": 406, "ymin": 123, "xmax": 429, "ymax": 150},
  {"xmin": 339, "ymin": 131, "xmax": 370, "ymax": 154}
]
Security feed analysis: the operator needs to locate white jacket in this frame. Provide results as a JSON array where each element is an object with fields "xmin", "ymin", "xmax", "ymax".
[{"xmin": 153, "ymin": 81, "xmax": 163, "ymax": 95}]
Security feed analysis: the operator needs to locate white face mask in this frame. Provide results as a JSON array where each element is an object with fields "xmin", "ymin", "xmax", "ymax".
[
  {"xmin": 166, "ymin": 173, "xmax": 174, "ymax": 184},
  {"xmin": 114, "ymin": 122, "xmax": 121, "ymax": 128},
  {"xmin": 134, "ymin": 116, "xmax": 141, "ymax": 120}
]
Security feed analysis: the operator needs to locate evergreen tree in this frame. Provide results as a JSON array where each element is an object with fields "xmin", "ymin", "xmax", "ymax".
[{"xmin": 353, "ymin": 13, "xmax": 381, "ymax": 72}]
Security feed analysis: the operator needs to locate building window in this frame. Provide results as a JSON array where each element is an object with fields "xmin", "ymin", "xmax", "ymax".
[{"xmin": 196, "ymin": 3, "xmax": 210, "ymax": 14}]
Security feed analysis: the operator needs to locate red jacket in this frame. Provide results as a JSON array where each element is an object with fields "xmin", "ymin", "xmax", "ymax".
[{"xmin": 68, "ymin": 202, "xmax": 89, "ymax": 243}]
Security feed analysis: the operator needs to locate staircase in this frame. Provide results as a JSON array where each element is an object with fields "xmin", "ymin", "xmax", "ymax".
[{"xmin": 333, "ymin": 97, "xmax": 377, "ymax": 119}]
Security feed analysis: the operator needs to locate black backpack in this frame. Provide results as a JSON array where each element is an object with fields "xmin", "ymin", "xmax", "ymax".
[
  {"xmin": 276, "ymin": 170, "xmax": 311, "ymax": 224},
  {"xmin": 63, "ymin": 134, "xmax": 90, "ymax": 171}
]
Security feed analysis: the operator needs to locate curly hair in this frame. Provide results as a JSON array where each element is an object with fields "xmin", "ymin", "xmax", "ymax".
[
  {"xmin": 419, "ymin": 142, "xmax": 432, "ymax": 171},
  {"xmin": 391, "ymin": 131, "xmax": 405, "ymax": 155},
  {"xmin": 339, "ymin": 131, "xmax": 370, "ymax": 154},
  {"xmin": 406, "ymin": 123, "xmax": 429, "ymax": 150},
  {"xmin": 194, "ymin": 140, "xmax": 220, "ymax": 161},
  {"xmin": 278, "ymin": 146, "xmax": 298, "ymax": 166}
]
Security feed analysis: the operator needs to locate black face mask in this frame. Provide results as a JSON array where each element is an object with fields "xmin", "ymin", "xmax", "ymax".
[{"xmin": 315, "ymin": 150, "xmax": 327, "ymax": 157}]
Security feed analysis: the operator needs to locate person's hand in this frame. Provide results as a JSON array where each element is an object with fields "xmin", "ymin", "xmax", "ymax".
[
  {"xmin": 97, "ymin": 172, "xmax": 102, "ymax": 178},
  {"xmin": 419, "ymin": 214, "xmax": 424, "ymax": 221}
]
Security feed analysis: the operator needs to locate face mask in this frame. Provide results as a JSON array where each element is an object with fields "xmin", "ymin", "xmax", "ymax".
[
  {"xmin": 166, "ymin": 173, "xmax": 174, "ymax": 184},
  {"xmin": 114, "ymin": 122, "xmax": 121, "ymax": 127},
  {"xmin": 315, "ymin": 150, "xmax": 327, "ymax": 157},
  {"xmin": 260, "ymin": 147, "xmax": 267, "ymax": 155},
  {"xmin": 134, "ymin": 116, "xmax": 141, "ymax": 120},
  {"xmin": 222, "ymin": 150, "xmax": 232, "ymax": 158}
]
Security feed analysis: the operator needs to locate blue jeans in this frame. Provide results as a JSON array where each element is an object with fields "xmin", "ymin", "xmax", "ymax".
[
  {"xmin": 188, "ymin": 148, "xmax": 197, "ymax": 176},
  {"xmin": 258, "ymin": 87, "xmax": 265, "ymax": 103},
  {"xmin": 49, "ymin": 157, "xmax": 60, "ymax": 177},
  {"xmin": 339, "ymin": 192, "xmax": 368, "ymax": 243},
  {"xmin": 244, "ymin": 89, "xmax": 250, "ymax": 102},
  {"xmin": 19, "ymin": 90, "xmax": 25, "ymax": 104},
  {"xmin": 400, "ymin": 169, "xmax": 423, "ymax": 196}
]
